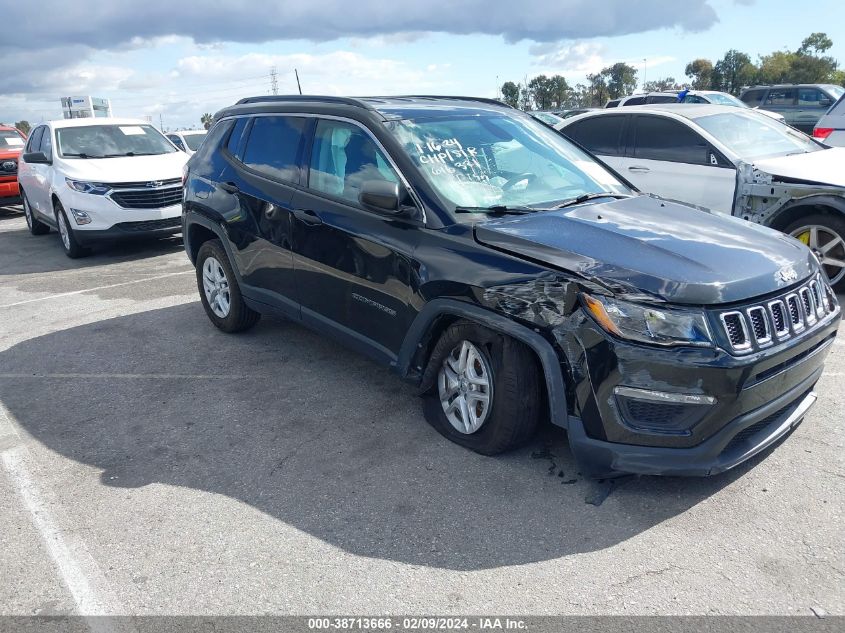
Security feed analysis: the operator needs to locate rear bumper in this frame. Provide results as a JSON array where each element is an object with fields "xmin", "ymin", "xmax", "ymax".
[{"xmin": 568, "ymin": 372, "xmax": 820, "ymax": 477}]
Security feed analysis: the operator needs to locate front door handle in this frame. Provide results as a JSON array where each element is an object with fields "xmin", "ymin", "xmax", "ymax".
[
  {"xmin": 219, "ymin": 181, "xmax": 239, "ymax": 194},
  {"xmin": 628, "ymin": 165, "xmax": 650, "ymax": 173},
  {"xmin": 293, "ymin": 208, "xmax": 323, "ymax": 226}
]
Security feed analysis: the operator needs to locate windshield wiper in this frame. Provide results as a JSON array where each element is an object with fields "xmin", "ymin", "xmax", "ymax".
[
  {"xmin": 102, "ymin": 151, "xmax": 160, "ymax": 157},
  {"xmin": 549, "ymin": 192, "xmax": 629, "ymax": 210},
  {"xmin": 454, "ymin": 205, "xmax": 537, "ymax": 215},
  {"xmin": 62, "ymin": 152, "xmax": 103, "ymax": 159}
]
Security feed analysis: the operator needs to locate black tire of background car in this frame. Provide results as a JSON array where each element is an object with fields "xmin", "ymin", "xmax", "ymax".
[
  {"xmin": 784, "ymin": 213, "xmax": 845, "ymax": 292},
  {"xmin": 22, "ymin": 190, "xmax": 49, "ymax": 235},
  {"xmin": 422, "ymin": 320, "xmax": 542, "ymax": 455},
  {"xmin": 195, "ymin": 239, "xmax": 261, "ymax": 333},
  {"xmin": 54, "ymin": 200, "xmax": 88, "ymax": 258}
]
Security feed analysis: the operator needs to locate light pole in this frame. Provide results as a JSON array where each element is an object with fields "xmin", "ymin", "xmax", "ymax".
[{"xmin": 643, "ymin": 58, "xmax": 647, "ymax": 90}]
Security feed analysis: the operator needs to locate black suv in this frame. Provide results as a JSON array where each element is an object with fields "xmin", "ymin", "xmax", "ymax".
[{"xmin": 182, "ymin": 95, "xmax": 839, "ymax": 478}]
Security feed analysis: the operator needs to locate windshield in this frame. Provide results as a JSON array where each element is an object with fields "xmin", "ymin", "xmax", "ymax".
[
  {"xmin": 704, "ymin": 93, "xmax": 747, "ymax": 108},
  {"xmin": 385, "ymin": 113, "xmax": 629, "ymax": 211},
  {"xmin": 0, "ymin": 129, "xmax": 25, "ymax": 149},
  {"xmin": 56, "ymin": 124, "xmax": 177, "ymax": 158},
  {"xmin": 827, "ymin": 85, "xmax": 844, "ymax": 101},
  {"xmin": 183, "ymin": 133, "xmax": 206, "ymax": 151},
  {"xmin": 694, "ymin": 111, "xmax": 822, "ymax": 160}
]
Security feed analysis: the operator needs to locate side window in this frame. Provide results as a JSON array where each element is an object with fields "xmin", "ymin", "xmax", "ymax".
[
  {"xmin": 40, "ymin": 127, "xmax": 53, "ymax": 159},
  {"xmin": 225, "ymin": 118, "xmax": 248, "ymax": 157},
  {"xmin": 647, "ymin": 95, "xmax": 678, "ymax": 104},
  {"xmin": 683, "ymin": 94, "xmax": 708, "ymax": 104},
  {"xmin": 740, "ymin": 89, "xmax": 765, "ymax": 106},
  {"xmin": 765, "ymin": 88, "xmax": 796, "ymax": 106},
  {"xmin": 242, "ymin": 116, "xmax": 306, "ymax": 183},
  {"xmin": 563, "ymin": 116, "xmax": 626, "ymax": 157},
  {"xmin": 633, "ymin": 116, "xmax": 709, "ymax": 165},
  {"xmin": 797, "ymin": 88, "xmax": 824, "ymax": 107},
  {"xmin": 308, "ymin": 120, "xmax": 398, "ymax": 206},
  {"xmin": 167, "ymin": 134, "xmax": 185, "ymax": 150},
  {"xmin": 623, "ymin": 96, "xmax": 646, "ymax": 106},
  {"xmin": 26, "ymin": 126, "xmax": 44, "ymax": 153}
]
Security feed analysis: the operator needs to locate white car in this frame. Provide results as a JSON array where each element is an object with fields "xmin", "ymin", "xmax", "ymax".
[
  {"xmin": 557, "ymin": 104, "xmax": 845, "ymax": 289},
  {"xmin": 613, "ymin": 90, "xmax": 786, "ymax": 122},
  {"xmin": 17, "ymin": 118, "xmax": 188, "ymax": 258},
  {"xmin": 166, "ymin": 129, "xmax": 207, "ymax": 155}
]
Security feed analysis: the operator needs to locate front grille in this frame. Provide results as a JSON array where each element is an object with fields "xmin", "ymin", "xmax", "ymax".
[
  {"xmin": 110, "ymin": 186, "xmax": 182, "ymax": 209},
  {"xmin": 108, "ymin": 178, "xmax": 181, "ymax": 189},
  {"xmin": 0, "ymin": 159, "xmax": 17, "ymax": 175},
  {"xmin": 114, "ymin": 217, "xmax": 181, "ymax": 232},
  {"xmin": 716, "ymin": 274, "xmax": 838, "ymax": 354}
]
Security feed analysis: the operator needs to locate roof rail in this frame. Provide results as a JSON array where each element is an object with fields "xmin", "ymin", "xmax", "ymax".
[
  {"xmin": 376, "ymin": 95, "xmax": 513, "ymax": 109},
  {"xmin": 233, "ymin": 95, "xmax": 377, "ymax": 110}
]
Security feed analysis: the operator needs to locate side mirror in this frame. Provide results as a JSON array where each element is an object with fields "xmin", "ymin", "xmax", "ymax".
[
  {"xmin": 819, "ymin": 98, "xmax": 832, "ymax": 108},
  {"xmin": 22, "ymin": 151, "xmax": 50, "ymax": 164},
  {"xmin": 359, "ymin": 180, "xmax": 400, "ymax": 214}
]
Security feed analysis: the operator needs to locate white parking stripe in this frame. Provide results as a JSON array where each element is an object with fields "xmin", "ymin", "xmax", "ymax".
[
  {"xmin": 0, "ymin": 271, "xmax": 192, "ymax": 309},
  {"xmin": 0, "ymin": 404, "xmax": 122, "ymax": 627},
  {"xmin": 0, "ymin": 373, "xmax": 255, "ymax": 380}
]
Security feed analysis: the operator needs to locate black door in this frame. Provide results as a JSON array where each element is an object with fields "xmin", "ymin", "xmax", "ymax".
[
  {"xmin": 217, "ymin": 115, "xmax": 308, "ymax": 315},
  {"xmin": 291, "ymin": 118, "xmax": 417, "ymax": 362}
]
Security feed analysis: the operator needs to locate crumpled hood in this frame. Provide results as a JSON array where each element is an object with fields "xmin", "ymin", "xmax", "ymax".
[
  {"xmin": 474, "ymin": 196, "xmax": 817, "ymax": 305},
  {"xmin": 752, "ymin": 147, "xmax": 845, "ymax": 187},
  {"xmin": 60, "ymin": 151, "xmax": 188, "ymax": 183}
]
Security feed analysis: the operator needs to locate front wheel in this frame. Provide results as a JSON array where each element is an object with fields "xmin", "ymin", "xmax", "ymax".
[
  {"xmin": 785, "ymin": 214, "xmax": 845, "ymax": 291},
  {"xmin": 54, "ymin": 200, "xmax": 88, "ymax": 258},
  {"xmin": 422, "ymin": 321, "xmax": 542, "ymax": 455}
]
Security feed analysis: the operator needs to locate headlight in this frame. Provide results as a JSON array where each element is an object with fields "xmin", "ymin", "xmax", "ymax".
[
  {"xmin": 65, "ymin": 178, "xmax": 110, "ymax": 195},
  {"xmin": 582, "ymin": 293, "xmax": 712, "ymax": 347}
]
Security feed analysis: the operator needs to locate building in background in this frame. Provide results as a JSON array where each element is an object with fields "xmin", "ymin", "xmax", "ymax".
[{"xmin": 60, "ymin": 96, "xmax": 112, "ymax": 119}]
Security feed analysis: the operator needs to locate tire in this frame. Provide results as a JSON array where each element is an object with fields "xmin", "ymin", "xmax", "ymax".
[
  {"xmin": 54, "ymin": 200, "xmax": 88, "ymax": 258},
  {"xmin": 22, "ymin": 190, "xmax": 49, "ymax": 235},
  {"xmin": 422, "ymin": 320, "xmax": 542, "ymax": 455},
  {"xmin": 784, "ymin": 213, "xmax": 845, "ymax": 291},
  {"xmin": 195, "ymin": 239, "xmax": 260, "ymax": 333}
]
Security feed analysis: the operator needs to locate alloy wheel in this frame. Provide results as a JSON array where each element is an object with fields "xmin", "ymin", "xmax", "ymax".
[
  {"xmin": 23, "ymin": 197, "xmax": 32, "ymax": 228},
  {"xmin": 57, "ymin": 212, "xmax": 71, "ymax": 250},
  {"xmin": 791, "ymin": 225, "xmax": 845, "ymax": 286},
  {"xmin": 437, "ymin": 340, "xmax": 494, "ymax": 434},
  {"xmin": 202, "ymin": 256, "xmax": 231, "ymax": 318}
]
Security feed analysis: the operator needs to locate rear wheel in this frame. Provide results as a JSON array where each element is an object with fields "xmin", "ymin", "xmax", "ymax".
[
  {"xmin": 785, "ymin": 214, "xmax": 845, "ymax": 290},
  {"xmin": 22, "ymin": 191, "xmax": 49, "ymax": 235},
  {"xmin": 195, "ymin": 239, "xmax": 260, "ymax": 333},
  {"xmin": 54, "ymin": 200, "xmax": 88, "ymax": 258},
  {"xmin": 422, "ymin": 321, "xmax": 542, "ymax": 455}
]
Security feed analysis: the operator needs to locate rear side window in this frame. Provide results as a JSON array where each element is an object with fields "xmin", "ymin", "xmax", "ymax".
[
  {"xmin": 623, "ymin": 96, "xmax": 646, "ymax": 106},
  {"xmin": 26, "ymin": 126, "xmax": 44, "ymax": 153},
  {"xmin": 765, "ymin": 89, "xmax": 795, "ymax": 106},
  {"xmin": 632, "ymin": 116, "xmax": 708, "ymax": 165},
  {"xmin": 797, "ymin": 88, "xmax": 825, "ymax": 107},
  {"xmin": 242, "ymin": 116, "xmax": 306, "ymax": 184},
  {"xmin": 646, "ymin": 95, "xmax": 678, "ymax": 104},
  {"xmin": 740, "ymin": 89, "xmax": 765, "ymax": 106},
  {"xmin": 563, "ymin": 116, "xmax": 626, "ymax": 156},
  {"xmin": 226, "ymin": 118, "xmax": 248, "ymax": 156}
]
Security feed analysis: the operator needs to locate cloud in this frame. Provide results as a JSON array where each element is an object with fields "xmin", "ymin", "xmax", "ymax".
[{"xmin": 531, "ymin": 41, "xmax": 676, "ymax": 79}]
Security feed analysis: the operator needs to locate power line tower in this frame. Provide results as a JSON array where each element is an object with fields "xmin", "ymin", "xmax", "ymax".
[{"xmin": 270, "ymin": 66, "xmax": 279, "ymax": 95}]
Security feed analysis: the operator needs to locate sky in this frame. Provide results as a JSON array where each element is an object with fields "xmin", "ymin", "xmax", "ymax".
[{"xmin": 1, "ymin": 0, "xmax": 843, "ymax": 130}]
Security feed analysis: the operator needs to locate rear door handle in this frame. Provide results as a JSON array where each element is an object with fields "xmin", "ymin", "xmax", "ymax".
[
  {"xmin": 293, "ymin": 208, "xmax": 323, "ymax": 226},
  {"xmin": 219, "ymin": 181, "xmax": 239, "ymax": 194},
  {"xmin": 628, "ymin": 165, "xmax": 650, "ymax": 173}
]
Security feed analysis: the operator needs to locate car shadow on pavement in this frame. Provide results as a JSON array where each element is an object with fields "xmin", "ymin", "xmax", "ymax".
[
  {"xmin": 0, "ymin": 205, "xmax": 23, "ymax": 220},
  {"xmin": 0, "ymin": 224, "xmax": 185, "ymax": 276},
  {"xmin": 0, "ymin": 303, "xmax": 772, "ymax": 571}
]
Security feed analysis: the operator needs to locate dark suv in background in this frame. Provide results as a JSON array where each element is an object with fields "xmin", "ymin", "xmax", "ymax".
[
  {"xmin": 740, "ymin": 84, "xmax": 845, "ymax": 132},
  {"xmin": 182, "ymin": 95, "xmax": 839, "ymax": 478}
]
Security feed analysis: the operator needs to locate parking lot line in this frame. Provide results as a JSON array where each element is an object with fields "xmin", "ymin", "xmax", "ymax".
[
  {"xmin": 0, "ymin": 402, "xmax": 121, "ymax": 625},
  {"xmin": 0, "ymin": 271, "xmax": 192, "ymax": 309}
]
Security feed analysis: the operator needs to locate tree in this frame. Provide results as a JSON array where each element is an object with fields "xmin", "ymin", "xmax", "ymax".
[
  {"xmin": 643, "ymin": 77, "xmax": 683, "ymax": 92},
  {"xmin": 501, "ymin": 81, "xmax": 520, "ymax": 108},
  {"xmin": 14, "ymin": 120, "xmax": 31, "ymax": 135},
  {"xmin": 799, "ymin": 32, "xmax": 833, "ymax": 55},
  {"xmin": 200, "ymin": 113, "xmax": 213, "ymax": 130},
  {"xmin": 585, "ymin": 73, "xmax": 609, "ymax": 106},
  {"xmin": 548, "ymin": 75, "xmax": 570, "ymax": 109},
  {"xmin": 528, "ymin": 74, "xmax": 554, "ymax": 110},
  {"xmin": 601, "ymin": 63, "xmax": 638, "ymax": 100},
  {"xmin": 684, "ymin": 59, "xmax": 713, "ymax": 90},
  {"xmin": 712, "ymin": 50, "xmax": 756, "ymax": 95}
]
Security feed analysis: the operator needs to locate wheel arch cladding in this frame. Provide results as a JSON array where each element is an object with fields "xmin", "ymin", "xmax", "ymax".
[
  {"xmin": 187, "ymin": 222, "xmax": 219, "ymax": 263},
  {"xmin": 396, "ymin": 299, "xmax": 570, "ymax": 429}
]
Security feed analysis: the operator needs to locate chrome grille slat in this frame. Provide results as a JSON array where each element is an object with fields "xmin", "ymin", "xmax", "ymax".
[{"xmin": 717, "ymin": 274, "xmax": 837, "ymax": 354}]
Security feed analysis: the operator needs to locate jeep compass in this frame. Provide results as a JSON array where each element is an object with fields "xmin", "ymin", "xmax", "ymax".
[{"xmin": 182, "ymin": 95, "xmax": 839, "ymax": 477}]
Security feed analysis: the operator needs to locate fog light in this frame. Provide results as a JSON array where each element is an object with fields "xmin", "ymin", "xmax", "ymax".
[
  {"xmin": 613, "ymin": 386, "xmax": 717, "ymax": 435},
  {"xmin": 69, "ymin": 208, "xmax": 92, "ymax": 225}
]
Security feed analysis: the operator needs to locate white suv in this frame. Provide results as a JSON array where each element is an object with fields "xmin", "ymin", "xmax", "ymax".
[{"xmin": 17, "ymin": 118, "xmax": 188, "ymax": 258}]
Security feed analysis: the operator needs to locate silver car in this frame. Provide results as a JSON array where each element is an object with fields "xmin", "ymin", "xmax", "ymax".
[{"xmin": 814, "ymin": 95, "xmax": 845, "ymax": 147}]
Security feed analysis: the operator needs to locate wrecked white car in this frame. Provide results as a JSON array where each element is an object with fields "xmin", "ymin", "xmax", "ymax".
[{"xmin": 557, "ymin": 104, "xmax": 845, "ymax": 289}]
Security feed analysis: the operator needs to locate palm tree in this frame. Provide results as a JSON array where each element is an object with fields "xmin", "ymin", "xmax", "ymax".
[{"xmin": 200, "ymin": 113, "xmax": 213, "ymax": 130}]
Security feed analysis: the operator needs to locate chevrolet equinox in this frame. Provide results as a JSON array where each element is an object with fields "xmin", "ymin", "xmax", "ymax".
[{"xmin": 182, "ymin": 95, "xmax": 840, "ymax": 478}]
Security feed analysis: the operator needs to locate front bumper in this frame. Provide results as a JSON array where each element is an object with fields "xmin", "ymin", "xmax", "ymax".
[
  {"xmin": 0, "ymin": 178, "xmax": 20, "ymax": 205},
  {"xmin": 74, "ymin": 216, "xmax": 182, "ymax": 245}
]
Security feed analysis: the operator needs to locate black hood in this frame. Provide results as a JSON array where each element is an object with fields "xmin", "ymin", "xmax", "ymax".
[{"xmin": 474, "ymin": 196, "xmax": 817, "ymax": 305}]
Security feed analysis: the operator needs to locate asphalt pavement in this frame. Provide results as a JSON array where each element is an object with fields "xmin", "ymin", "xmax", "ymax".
[{"xmin": 0, "ymin": 204, "xmax": 842, "ymax": 617}]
